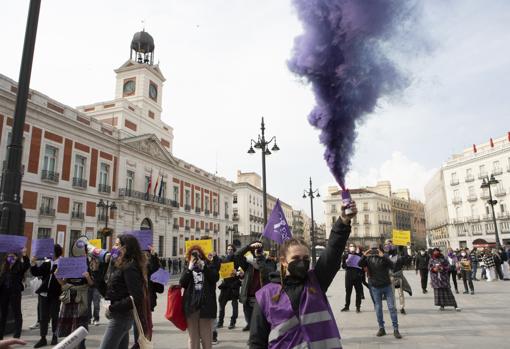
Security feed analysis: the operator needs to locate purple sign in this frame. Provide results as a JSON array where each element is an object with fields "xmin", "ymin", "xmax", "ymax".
[
  {"xmin": 262, "ymin": 200, "xmax": 292, "ymax": 244},
  {"xmin": 0, "ymin": 234, "xmax": 27, "ymax": 253},
  {"xmin": 123, "ymin": 230, "xmax": 153, "ymax": 251},
  {"xmin": 150, "ymin": 268, "xmax": 170, "ymax": 285},
  {"xmin": 55, "ymin": 257, "xmax": 88, "ymax": 279},
  {"xmin": 32, "ymin": 238, "xmax": 54, "ymax": 259},
  {"xmin": 346, "ymin": 254, "xmax": 361, "ymax": 269}
]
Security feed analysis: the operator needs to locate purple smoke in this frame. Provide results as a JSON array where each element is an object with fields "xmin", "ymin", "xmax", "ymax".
[{"xmin": 288, "ymin": 0, "xmax": 416, "ymax": 188}]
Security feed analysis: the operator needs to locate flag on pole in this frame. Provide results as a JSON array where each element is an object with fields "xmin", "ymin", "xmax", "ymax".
[
  {"xmin": 262, "ymin": 199, "xmax": 292, "ymax": 244},
  {"xmin": 158, "ymin": 179, "xmax": 164, "ymax": 198},
  {"xmin": 146, "ymin": 172, "xmax": 152, "ymax": 195},
  {"xmin": 153, "ymin": 174, "xmax": 160, "ymax": 196}
]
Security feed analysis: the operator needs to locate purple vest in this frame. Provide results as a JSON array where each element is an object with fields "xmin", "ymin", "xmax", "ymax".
[{"xmin": 256, "ymin": 270, "xmax": 342, "ymax": 349}]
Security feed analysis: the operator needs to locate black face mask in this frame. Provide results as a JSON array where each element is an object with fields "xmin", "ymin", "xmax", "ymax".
[{"xmin": 287, "ymin": 259, "xmax": 310, "ymax": 280}]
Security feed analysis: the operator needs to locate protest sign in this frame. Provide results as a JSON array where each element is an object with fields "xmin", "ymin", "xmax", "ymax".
[
  {"xmin": 55, "ymin": 257, "xmax": 88, "ymax": 279},
  {"xmin": 185, "ymin": 239, "xmax": 213, "ymax": 257},
  {"xmin": 392, "ymin": 230, "xmax": 411, "ymax": 246},
  {"xmin": 89, "ymin": 239, "xmax": 102, "ymax": 249},
  {"xmin": 0, "ymin": 234, "xmax": 27, "ymax": 253},
  {"xmin": 150, "ymin": 268, "xmax": 170, "ymax": 285},
  {"xmin": 32, "ymin": 238, "xmax": 54, "ymax": 259},
  {"xmin": 123, "ymin": 230, "xmax": 153, "ymax": 250},
  {"xmin": 219, "ymin": 262, "xmax": 235, "ymax": 279}
]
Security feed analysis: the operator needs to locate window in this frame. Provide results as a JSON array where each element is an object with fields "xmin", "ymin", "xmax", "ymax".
[
  {"xmin": 37, "ymin": 228, "xmax": 51, "ymax": 239},
  {"xmin": 173, "ymin": 218, "xmax": 178, "ymax": 227},
  {"xmin": 158, "ymin": 236, "xmax": 164, "ymax": 256},
  {"xmin": 479, "ymin": 164, "xmax": 486, "ymax": 176},
  {"xmin": 331, "ymin": 216, "xmax": 336, "ymax": 224},
  {"xmin": 41, "ymin": 197, "xmax": 53, "ymax": 210},
  {"xmin": 468, "ymin": 186, "xmax": 475, "ymax": 196},
  {"xmin": 466, "ymin": 168, "xmax": 472, "ymax": 176},
  {"xmin": 205, "ymin": 196, "xmax": 209, "ymax": 210},
  {"xmin": 43, "ymin": 145, "xmax": 58, "ymax": 172},
  {"xmin": 364, "ymin": 214, "xmax": 369, "ymax": 223},
  {"xmin": 224, "ymin": 202, "xmax": 228, "ymax": 215},
  {"xmin": 486, "ymin": 206, "xmax": 490, "ymax": 215},
  {"xmin": 99, "ymin": 163, "xmax": 109, "ymax": 185},
  {"xmin": 74, "ymin": 155, "xmax": 86, "ymax": 179},
  {"xmin": 213, "ymin": 198, "xmax": 218, "ymax": 213},
  {"xmin": 173, "ymin": 186, "xmax": 179, "ymax": 203},
  {"xmin": 363, "ymin": 202, "xmax": 369, "ymax": 211},
  {"xmin": 72, "ymin": 202, "xmax": 83, "ymax": 213},
  {"xmin": 451, "ymin": 172, "xmax": 457, "ymax": 181},
  {"xmin": 195, "ymin": 193, "xmax": 200, "ymax": 208},
  {"xmin": 249, "ymin": 195, "xmax": 251, "ymax": 204},
  {"xmin": 185, "ymin": 190, "xmax": 190, "ymax": 205},
  {"xmin": 233, "ymin": 194, "xmax": 238, "ymax": 204},
  {"xmin": 331, "ymin": 204, "xmax": 337, "ymax": 213},
  {"xmin": 453, "ymin": 189, "xmax": 460, "ymax": 198},
  {"xmin": 501, "ymin": 203, "xmax": 507, "ymax": 213},
  {"xmin": 172, "ymin": 237, "xmax": 178, "ymax": 256},
  {"xmin": 493, "ymin": 160, "xmax": 500, "ymax": 171},
  {"xmin": 470, "ymin": 204, "xmax": 476, "ymax": 217},
  {"xmin": 126, "ymin": 170, "xmax": 134, "ymax": 191},
  {"xmin": 185, "ymin": 219, "xmax": 189, "ymax": 228}
]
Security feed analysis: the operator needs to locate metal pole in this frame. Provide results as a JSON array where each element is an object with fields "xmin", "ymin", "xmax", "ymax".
[
  {"xmin": 261, "ymin": 118, "xmax": 268, "ymax": 227},
  {"xmin": 487, "ymin": 184, "xmax": 501, "ymax": 249},
  {"xmin": 0, "ymin": 0, "xmax": 41, "ymax": 235},
  {"xmin": 309, "ymin": 178, "xmax": 317, "ymax": 266}
]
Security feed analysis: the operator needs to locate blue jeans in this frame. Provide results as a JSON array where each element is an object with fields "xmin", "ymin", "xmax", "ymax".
[
  {"xmin": 370, "ymin": 285, "xmax": 398, "ymax": 330},
  {"xmin": 471, "ymin": 263, "xmax": 478, "ymax": 279},
  {"xmin": 99, "ymin": 312, "xmax": 133, "ymax": 349}
]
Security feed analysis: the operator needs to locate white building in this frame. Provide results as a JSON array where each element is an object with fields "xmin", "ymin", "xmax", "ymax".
[
  {"xmin": 0, "ymin": 30, "xmax": 234, "ymax": 257},
  {"xmin": 425, "ymin": 133, "xmax": 510, "ymax": 249}
]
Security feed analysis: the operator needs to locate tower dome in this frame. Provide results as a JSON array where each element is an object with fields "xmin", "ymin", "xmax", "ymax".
[{"xmin": 130, "ymin": 29, "xmax": 155, "ymax": 65}]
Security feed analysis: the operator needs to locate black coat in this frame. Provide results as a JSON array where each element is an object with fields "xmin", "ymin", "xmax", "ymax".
[
  {"xmin": 358, "ymin": 254, "xmax": 394, "ymax": 288},
  {"xmin": 179, "ymin": 257, "xmax": 220, "ymax": 319},
  {"xmin": 105, "ymin": 261, "xmax": 146, "ymax": 315},
  {"xmin": 30, "ymin": 260, "xmax": 62, "ymax": 299},
  {"xmin": 147, "ymin": 253, "xmax": 164, "ymax": 311},
  {"xmin": 236, "ymin": 246, "xmax": 275, "ymax": 305},
  {"xmin": 415, "ymin": 253, "xmax": 430, "ymax": 270},
  {"xmin": 218, "ymin": 254, "xmax": 242, "ymax": 302},
  {"xmin": 0, "ymin": 256, "xmax": 30, "ymax": 293}
]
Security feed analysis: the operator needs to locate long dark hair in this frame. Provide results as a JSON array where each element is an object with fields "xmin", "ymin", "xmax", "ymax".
[{"xmin": 115, "ymin": 234, "xmax": 148, "ymax": 282}]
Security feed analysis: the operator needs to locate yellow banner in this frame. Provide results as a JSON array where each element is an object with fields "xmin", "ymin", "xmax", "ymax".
[
  {"xmin": 185, "ymin": 239, "xmax": 213, "ymax": 257},
  {"xmin": 392, "ymin": 230, "xmax": 411, "ymax": 246},
  {"xmin": 89, "ymin": 239, "xmax": 102, "ymax": 249},
  {"xmin": 219, "ymin": 262, "xmax": 235, "ymax": 279}
]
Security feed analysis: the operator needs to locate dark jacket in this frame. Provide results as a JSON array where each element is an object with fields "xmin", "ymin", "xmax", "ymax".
[
  {"xmin": 236, "ymin": 245, "xmax": 275, "ymax": 305},
  {"xmin": 105, "ymin": 261, "xmax": 146, "ymax": 315},
  {"xmin": 179, "ymin": 256, "xmax": 220, "ymax": 319},
  {"xmin": 415, "ymin": 253, "xmax": 430, "ymax": 270},
  {"xmin": 358, "ymin": 253, "xmax": 394, "ymax": 288},
  {"xmin": 147, "ymin": 253, "xmax": 164, "ymax": 311},
  {"xmin": 249, "ymin": 219, "xmax": 351, "ymax": 349},
  {"xmin": 0, "ymin": 256, "xmax": 30, "ymax": 292},
  {"xmin": 30, "ymin": 260, "xmax": 62, "ymax": 299},
  {"xmin": 218, "ymin": 254, "xmax": 241, "ymax": 302},
  {"xmin": 341, "ymin": 251, "xmax": 364, "ymax": 280}
]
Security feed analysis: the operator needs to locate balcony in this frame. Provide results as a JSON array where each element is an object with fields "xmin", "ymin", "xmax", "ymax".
[
  {"xmin": 480, "ymin": 192, "xmax": 490, "ymax": 200},
  {"xmin": 213, "ymin": 212, "xmax": 219, "ymax": 217},
  {"xmin": 98, "ymin": 184, "xmax": 111, "ymax": 194},
  {"xmin": 118, "ymin": 188, "xmax": 173, "ymax": 206},
  {"xmin": 195, "ymin": 228, "xmax": 201, "ymax": 233},
  {"xmin": 452, "ymin": 197, "xmax": 462, "ymax": 205},
  {"xmin": 465, "ymin": 175, "xmax": 475, "ymax": 183},
  {"xmin": 466, "ymin": 216, "xmax": 480, "ymax": 223},
  {"xmin": 195, "ymin": 207, "xmax": 201, "ymax": 214},
  {"xmin": 204, "ymin": 209, "xmax": 210, "ymax": 216},
  {"xmin": 72, "ymin": 177, "xmax": 87, "ymax": 189},
  {"xmin": 363, "ymin": 220, "xmax": 370, "ymax": 225},
  {"xmin": 71, "ymin": 211, "xmax": 84, "ymax": 220},
  {"xmin": 467, "ymin": 194, "xmax": 477, "ymax": 202},
  {"xmin": 452, "ymin": 218, "xmax": 464, "ymax": 224},
  {"xmin": 97, "ymin": 213, "xmax": 107, "ymax": 222},
  {"xmin": 457, "ymin": 231, "xmax": 467, "ymax": 237},
  {"xmin": 495, "ymin": 189, "xmax": 506, "ymax": 197},
  {"xmin": 172, "ymin": 224, "xmax": 179, "ymax": 230},
  {"xmin": 450, "ymin": 179, "xmax": 459, "ymax": 186},
  {"xmin": 493, "ymin": 167, "xmax": 503, "ymax": 175},
  {"xmin": 233, "ymin": 214, "xmax": 239, "ymax": 221},
  {"xmin": 205, "ymin": 228, "xmax": 210, "ymax": 233},
  {"xmin": 39, "ymin": 207, "xmax": 55, "ymax": 217},
  {"xmin": 41, "ymin": 170, "xmax": 59, "ymax": 183},
  {"xmin": 225, "ymin": 213, "xmax": 229, "ymax": 220},
  {"xmin": 184, "ymin": 205, "xmax": 191, "ymax": 212},
  {"xmin": 481, "ymin": 214, "xmax": 492, "ymax": 221},
  {"xmin": 497, "ymin": 212, "xmax": 510, "ymax": 220},
  {"xmin": 185, "ymin": 226, "xmax": 190, "ymax": 231},
  {"xmin": 170, "ymin": 200, "xmax": 179, "ymax": 208}
]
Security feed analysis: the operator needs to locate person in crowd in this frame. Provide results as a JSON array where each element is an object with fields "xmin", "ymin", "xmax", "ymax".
[
  {"xmin": 217, "ymin": 244, "xmax": 241, "ymax": 329},
  {"xmin": 178, "ymin": 259, "xmax": 183, "ymax": 273},
  {"xmin": 387, "ymin": 244, "xmax": 412, "ymax": 315},
  {"xmin": 249, "ymin": 202, "xmax": 357, "ymax": 348},
  {"xmin": 31, "ymin": 244, "xmax": 63, "ymax": 347},
  {"xmin": 341, "ymin": 242, "xmax": 364, "ymax": 313},
  {"xmin": 502, "ymin": 246, "xmax": 510, "ymax": 279},
  {"xmin": 492, "ymin": 249, "xmax": 504, "ymax": 280},
  {"xmin": 0, "ymin": 249, "xmax": 30, "ymax": 340},
  {"xmin": 429, "ymin": 248, "xmax": 460, "ymax": 311},
  {"xmin": 459, "ymin": 248, "xmax": 474, "ymax": 295},
  {"xmin": 446, "ymin": 248, "xmax": 460, "ymax": 293},
  {"xmin": 359, "ymin": 242, "xmax": 402, "ymax": 339},
  {"xmin": 415, "ymin": 248, "xmax": 430, "ymax": 293},
  {"xmin": 98, "ymin": 234, "xmax": 152, "ymax": 349},
  {"xmin": 160, "ymin": 257, "xmax": 167, "ymax": 271},
  {"xmin": 482, "ymin": 249, "xmax": 496, "ymax": 282},
  {"xmin": 87, "ymin": 257, "xmax": 102, "ymax": 327},
  {"xmin": 469, "ymin": 248, "xmax": 479, "ymax": 281},
  {"xmin": 237, "ymin": 241, "xmax": 276, "ymax": 332},
  {"xmin": 179, "ymin": 245, "xmax": 219, "ymax": 349}
]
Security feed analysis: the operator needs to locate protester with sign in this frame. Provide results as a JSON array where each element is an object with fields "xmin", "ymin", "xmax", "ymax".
[
  {"xmin": 341, "ymin": 243, "xmax": 364, "ymax": 313},
  {"xmin": 429, "ymin": 247, "xmax": 460, "ymax": 311},
  {"xmin": 249, "ymin": 202, "xmax": 357, "ymax": 349},
  {"xmin": 236, "ymin": 241, "xmax": 275, "ymax": 332},
  {"xmin": 217, "ymin": 244, "xmax": 242, "ymax": 330},
  {"xmin": 0, "ymin": 249, "xmax": 30, "ymax": 340},
  {"xmin": 31, "ymin": 244, "xmax": 63, "ymax": 347},
  {"xmin": 98, "ymin": 234, "xmax": 152, "ymax": 349},
  {"xmin": 179, "ymin": 244, "xmax": 219, "ymax": 349}
]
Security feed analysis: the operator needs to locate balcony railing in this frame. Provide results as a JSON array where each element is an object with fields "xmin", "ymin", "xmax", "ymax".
[
  {"xmin": 98, "ymin": 184, "xmax": 111, "ymax": 194},
  {"xmin": 97, "ymin": 213, "xmax": 107, "ymax": 222},
  {"xmin": 184, "ymin": 205, "xmax": 191, "ymax": 212},
  {"xmin": 497, "ymin": 212, "xmax": 510, "ymax": 220},
  {"xmin": 452, "ymin": 218, "xmax": 464, "ymax": 224},
  {"xmin": 363, "ymin": 220, "xmax": 370, "ymax": 225},
  {"xmin": 118, "ymin": 188, "xmax": 172, "ymax": 206},
  {"xmin": 481, "ymin": 214, "xmax": 492, "ymax": 221},
  {"xmin": 72, "ymin": 177, "xmax": 87, "ymax": 189},
  {"xmin": 493, "ymin": 167, "xmax": 503, "ymax": 175},
  {"xmin": 195, "ymin": 207, "xmax": 201, "ymax": 213},
  {"xmin": 466, "ymin": 215, "xmax": 480, "ymax": 223},
  {"xmin": 467, "ymin": 194, "xmax": 477, "ymax": 202},
  {"xmin": 457, "ymin": 231, "xmax": 467, "ymax": 237},
  {"xmin": 170, "ymin": 200, "xmax": 179, "ymax": 208},
  {"xmin": 204, "ymin": 209, "xmax": 210, "ymax": 216},
  {"xmin": 478, "ymin": 172, "xmax": 488, "ymax": 179},
  {"xmin": 452, "ymin": 197, "xmax": 462, "ymax": 205},
  {"xmin": 39, "ymin": 207, "xmax": 55, "ymax": 217},
  {"xmin": 495, "ymin": 189, "xmax": 506, "ymax": 197},
  {"xmin": 205, "ymin": 228, "xmax": 210, "ymax": 233},
  {"xmin": 71, "ymin": 211, "xmax": 84, "ymax": 220},
  {"xmin": 233, "ymin": 214, "xmax": 239, "ymax": 221},
  {"xmin": 465, "ymin": 175, "xmax": 475, "ymax": 182},
  {"xmin": 450, "ymin": 179, "xmax": 459, "ymax": 186},
  {"xmin": 213, "ymin": 212, "xmax": 219, "ymax": 217},
  {"xmin": 172, "ymin": 224, "xmax": 179, "ymax": 230},
  {"xmin": 185, "ymin": 226, "xmax": 190, "ymax": 231},
  {"xmin": 195, "ymin": 228, "xmax": 201, "ymax": 233},
  {"xmin": 41, "ymin": 170, "xmax": 59, "ymax": 183}
]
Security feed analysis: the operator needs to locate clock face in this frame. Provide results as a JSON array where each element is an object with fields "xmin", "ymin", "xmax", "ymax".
[
  {"xmin": 149, "ymin": 83, "xmax": 158, "ymax": 100},
  {"xmin": 123, "ymin": 80, "xmax": 136, "ymax": 95}
]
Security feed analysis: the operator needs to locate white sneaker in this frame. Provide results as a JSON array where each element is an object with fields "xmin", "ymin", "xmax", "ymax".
[
  {"xmin": 93, "ymin": 320, "xmax": 99, "ymax": 326},
  {"xmin": 29, "ymin": 322, "xmax": 40, "ymax": 330}
]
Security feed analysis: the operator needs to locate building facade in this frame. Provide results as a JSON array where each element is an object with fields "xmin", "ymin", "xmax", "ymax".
[
  {"xmin": 0, "ymin": 31, "xmax": 234, "ymax": 257},
  {"xmin": 425, "ymin": 133, "xmax": 510, "ymax": 249}
]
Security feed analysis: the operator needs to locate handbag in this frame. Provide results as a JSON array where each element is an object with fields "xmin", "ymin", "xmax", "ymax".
[
  {"xmin": 165, "ymin": 285, "xmax": 187, "ymax": 331},
  {"xmin": 130, "ymin": 296, "xmax": 153, "ymax": 349}
]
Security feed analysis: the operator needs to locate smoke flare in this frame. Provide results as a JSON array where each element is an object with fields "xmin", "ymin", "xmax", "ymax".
[{"xmin": 288, "ymin": 0, "xmax": 417, "ymax": 189}]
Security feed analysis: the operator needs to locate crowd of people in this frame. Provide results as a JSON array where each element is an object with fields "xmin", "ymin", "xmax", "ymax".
[{"xmin": 1, "ymin": 200, "xmax": 510, "ymax": 348}]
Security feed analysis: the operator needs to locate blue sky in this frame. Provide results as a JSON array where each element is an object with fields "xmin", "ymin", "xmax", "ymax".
[{"xmin": 2, "ymin": 0, "xmax": 510, "ymax": 222}]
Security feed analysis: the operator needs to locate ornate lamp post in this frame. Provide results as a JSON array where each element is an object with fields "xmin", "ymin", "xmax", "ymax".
[
  {"xmin": 97, "ymin": 199, "xmax": 117, "ymax": 249},
  {"xmin": 481, "ymin": 174, "xmax": 502, "ymax": 249},
  {"xmin": 303, "ymin": 177, "xmax": 320, "ymax": 266}
]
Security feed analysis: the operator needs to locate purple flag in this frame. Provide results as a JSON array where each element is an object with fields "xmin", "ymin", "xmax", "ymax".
[
  {"xmin": 262, "ymin": 199, "xmax": 292, "ymax": 244},
  {"xmin": 150, "ymin": 268, "xmax": 170, "ymax": 285},
  {"xmin": 123, "ymin": 230, "xmax": 153, "ymax": 251},
  {"xmin": 0, "ymin": 234, "xmax": 27, "ymax": 253}
]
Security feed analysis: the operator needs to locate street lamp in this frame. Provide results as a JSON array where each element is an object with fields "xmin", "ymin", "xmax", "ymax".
[
  {"xmin": 97, "ymin": 199, "xmax": 117, "ymax": 249},
  {"xmin": 480, "ymin": 174, "xmax": 502, "ymax": 249},
  {"xmin": 303, "ymin": 177, "xmax": 320, "ymax": 266},
  {"xmin": 247, "ymin": 117, "xmax": 279, "ymax": 237}
]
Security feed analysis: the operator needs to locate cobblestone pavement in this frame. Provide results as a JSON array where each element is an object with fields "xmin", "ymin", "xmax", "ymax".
[{"xmin": 12, "ymin": 271, "xmax": 510, "ymax": 348}]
